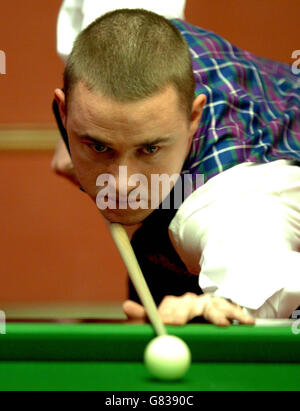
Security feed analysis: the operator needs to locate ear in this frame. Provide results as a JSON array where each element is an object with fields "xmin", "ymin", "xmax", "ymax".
[
  {"xmin": 188, "ymin": 93, "xmax": 207, "ymax": 140},
  {"xmin": 54, "ymin": 88, "xmax": 67, "ymax": 128}
]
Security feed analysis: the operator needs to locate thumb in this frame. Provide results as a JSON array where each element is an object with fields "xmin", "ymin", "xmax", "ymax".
[{"xmin": 122, "ymin": 300, "xmax": 147, "ymax": 320}]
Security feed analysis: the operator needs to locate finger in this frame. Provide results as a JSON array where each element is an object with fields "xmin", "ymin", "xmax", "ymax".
[
  {"xmin": 210, "ymin": 298, "xmax": 255, "ymax": 324},
  {"xmin": 203, "ymin": 305, "xmax": 232, "ymax": 327},
  {"xmin": 158, "ymin": 296, "xmax": 176, "ymax": 322},
  {"xmin": 203, "ymin": 298, "xmax": 254, "ymax": 326},
  {"xmin": 223, "ymin": 305, "xmax": 255, "ymax": 325},
  {"xmin": 158, "ymin": 294, "xmax": 193, "ymax": 325},
  {"xmin": 122, "ymin": 300, "xmax": 146, "ymax": 320},
  {"xmin": 201, "ymin": 295, "xmax": 234, "ymax": 326}
]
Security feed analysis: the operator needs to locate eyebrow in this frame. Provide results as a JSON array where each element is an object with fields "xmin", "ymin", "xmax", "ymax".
[{"xmin": 78, "ymin": 134, "xmax": 174, "ymax": 147}]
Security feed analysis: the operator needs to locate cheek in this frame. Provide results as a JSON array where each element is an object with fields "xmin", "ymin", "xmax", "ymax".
[
  {"xmin": 69, "ymin": 142, "xmax": 106, "ymax": 191},
  {"xmin": 163, "ymin": 142, "xmax": 190, "ymax": 174}
]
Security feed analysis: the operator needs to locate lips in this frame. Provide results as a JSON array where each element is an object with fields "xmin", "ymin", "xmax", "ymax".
[
  {"xmin": 106, "ymin": 196, "xmax": 129, "ymax": 204},
  {"xmin": 99, "ymin": 194, "xmax": 147, "ymax": 203},
  {"xmin": 96, "ymin": 189, "xmax": 150, "ymax": 211}
]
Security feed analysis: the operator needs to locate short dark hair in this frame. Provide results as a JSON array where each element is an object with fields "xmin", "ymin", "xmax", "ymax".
[{"xmin": 63, "ymin": 8, "xmax": 195, "ymax": 118}]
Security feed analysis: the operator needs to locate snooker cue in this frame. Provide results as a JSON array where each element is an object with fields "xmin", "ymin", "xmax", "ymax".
[{"xmin": 109, "ymin": 223, "xmax": 167, "ymax": 337}]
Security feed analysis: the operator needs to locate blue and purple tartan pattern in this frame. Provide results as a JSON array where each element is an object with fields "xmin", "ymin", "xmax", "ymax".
[{"xmin": 171, "ymin": 19, "xmax": 300, "ymax": 182}]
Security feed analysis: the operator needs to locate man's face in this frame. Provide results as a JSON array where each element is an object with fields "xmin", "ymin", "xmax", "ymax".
[{"xmin": 58, "ymin": 82, "xmax": 205, "ymax": 225}]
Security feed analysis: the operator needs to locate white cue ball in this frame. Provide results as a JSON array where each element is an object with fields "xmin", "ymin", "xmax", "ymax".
[{"xmin": 144, "ymin": 335, "xmax": 191, "ymax": 381}]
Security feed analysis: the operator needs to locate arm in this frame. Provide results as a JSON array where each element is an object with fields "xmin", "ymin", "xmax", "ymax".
[{"xmin": 169, "ymin": 161, "xmax": 300, "ymax": 320}]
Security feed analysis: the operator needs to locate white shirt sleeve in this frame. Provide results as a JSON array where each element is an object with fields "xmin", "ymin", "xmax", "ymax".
[
  {"xmin": 169, "ymin": 160, "xmax": 300, "ymax": 319},
  {"xmin": 56, "ymin": 0, "xmax": 85, "ymax": 62},
  {"xmin": 56, "ymin": 0, "xmax": 187, "ymax": 61}
]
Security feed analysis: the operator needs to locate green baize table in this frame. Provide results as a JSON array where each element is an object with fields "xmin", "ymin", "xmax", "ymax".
[{"xmin": 0, "ymin": 309, "xmax": 299, "ymax": 391}]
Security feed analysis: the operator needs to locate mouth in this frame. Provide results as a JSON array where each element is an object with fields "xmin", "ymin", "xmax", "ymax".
[{"xmin": 95, "ymin": 195, "xmax": 150, "ymax": 211}]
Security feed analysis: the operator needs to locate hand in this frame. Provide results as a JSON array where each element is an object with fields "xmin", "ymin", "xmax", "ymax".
[
  {"xmin": 122, "ymin": 293, "xmax": 255, "ymax": 327},
  {"xmin": 51, "ymin": 138, "xmax": 80, "ymax": 187}
]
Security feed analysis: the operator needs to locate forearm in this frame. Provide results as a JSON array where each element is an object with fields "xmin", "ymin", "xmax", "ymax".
[{"xmin": 169, "ymin": 161, "xmax": 300, "ymax": 319}]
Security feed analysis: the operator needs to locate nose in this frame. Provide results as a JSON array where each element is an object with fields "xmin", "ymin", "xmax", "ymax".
[
  {"xmin": 115, "ymin": 165, "xmax": 130, "ymax": 199},
  {"xmin": 107, "ymin": 161, "xmax": 142, "ymax": 199}
]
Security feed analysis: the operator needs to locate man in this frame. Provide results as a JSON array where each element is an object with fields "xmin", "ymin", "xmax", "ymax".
[{"xmin": 53, "ymin": 5, "xmax": 300, "ymax": 326}]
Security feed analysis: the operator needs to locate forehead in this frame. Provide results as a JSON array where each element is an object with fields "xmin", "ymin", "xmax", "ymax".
[{"xmin": 67, "ymin": 82, "xmax": 186, "ymax": 134}]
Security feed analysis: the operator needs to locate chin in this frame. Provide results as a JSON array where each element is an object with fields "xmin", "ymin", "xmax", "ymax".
[{"xmin": 99, "ymin": 207, "xmax": 154, "ymax": 226}]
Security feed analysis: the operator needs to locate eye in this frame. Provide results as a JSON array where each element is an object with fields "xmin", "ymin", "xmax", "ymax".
[
  {"xmin": 89, "ymin": 143, "xmax": 109, "ymax": 153},
  {"xmin": 141, "ymin": 145, "xmax": 159, "ymax": 155}
]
